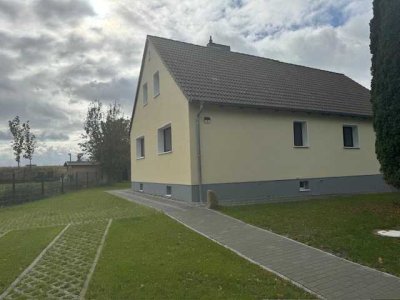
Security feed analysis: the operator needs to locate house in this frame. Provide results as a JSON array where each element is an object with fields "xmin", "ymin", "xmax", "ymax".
[
  {"xmin": 129, "ymin": 35, "xmax": 392, "ymax": 204},
  {"xmin": 63, "ymin": 161, "xmax": 102, "ymax": 185}
]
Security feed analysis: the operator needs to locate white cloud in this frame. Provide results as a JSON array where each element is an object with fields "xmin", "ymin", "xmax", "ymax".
[{"xmin": 0, "ymin": 0, "xmax": 373, "ymax": 166}]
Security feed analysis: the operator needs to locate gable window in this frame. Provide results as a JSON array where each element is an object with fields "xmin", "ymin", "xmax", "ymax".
[
  {"xmin": 158, "ymin": 124, "xmax": 172, "ymax": 154},
  {"xmin": 136, "ymin": 136, "xmax": 145, "ymax": 159},
  {"xmin": 293, "ymin": 121, "xmax": 308, "ymax": 147},
  {"xmin": 153, "ymin": 71, "xmax": 160, "ymax": 96},
  {"xmin": 343, "ymin": 125, "xmax": 359, "ymax": 148},
  {"xmin": 299, "ymin": 180, "xmax": 310, "ymax": 192},
  {"xmin": 142, "ymin": 83, "xmax": 148, "ymax": 106}
]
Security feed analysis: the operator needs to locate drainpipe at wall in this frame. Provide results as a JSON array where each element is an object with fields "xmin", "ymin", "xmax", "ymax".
[{"xmin": 196, "ymin": 102, "xmax": 204, "ymax": 203}]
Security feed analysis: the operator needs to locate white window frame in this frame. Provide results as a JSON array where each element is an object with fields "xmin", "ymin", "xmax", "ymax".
[
  {"xmin": 157, "ymin": 123, "xmax": 172, "ymax": 154},
  {"xmin": 153, "ymin": 71, "xmax": 160, "ymax": 97},
  {"xmin": 343, "ymin": 125, "xmax": 359, "ymax": 149},
  {"xmin": 136, "ymin": 136, "xmax": 145, "ymax": 159},
  {"xmin": 299, "ymin": 180, "xmax": 310, "ymax": 192},
  {"xmin": 142, "ymin": 83, "xmax": 148, "ymax": 106},
  {"xmin": 293, "ymin": 121, "xmax": 309, "ymax": 148}
]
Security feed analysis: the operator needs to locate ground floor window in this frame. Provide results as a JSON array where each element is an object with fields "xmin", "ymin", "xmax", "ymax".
[
  {"xmin": 343, "ymin": 125, "xmax": 359, "ymax": 148},
  {"xmin": 139, "ymin": 183, "xmax": 143, "ymax": 192},
  {"xmin": 158, "ymin": 124, "xmax": 172, "ymax": 154},
  {"xmin": 136, "ymin": 136, "xmax": 145, "ymax": 158},
  {"xmin": 293, "ymin": 121, "xmax": 308, "ymax": 147}
]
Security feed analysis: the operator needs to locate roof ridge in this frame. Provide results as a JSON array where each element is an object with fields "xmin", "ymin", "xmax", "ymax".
[{"xmin": 147, "ymin": 35, "xmax": 345, "ymax": 76}]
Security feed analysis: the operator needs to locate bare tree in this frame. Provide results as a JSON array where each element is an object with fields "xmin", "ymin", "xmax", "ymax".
[
  {"xmin": 23, "ymin": 121, "xmax": 36, "ymax": 167},
  {"xmin": 8, "ymin": 116, "xmax": 24, "ymax": 167}
]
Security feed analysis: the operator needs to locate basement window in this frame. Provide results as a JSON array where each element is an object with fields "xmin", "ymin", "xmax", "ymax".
[
  {"xmin": 139, "ymin": 183, "xmax": 143, "ymax": 192},
  {"xmin": 136, "ymin": 136, "xmax": 145, "ymax": 159},
  {"xmin": 343, "ymin": 125, "xmax": 359, "ymax": 148},
  {"xmin": 293, "ymin": 121, "xmax": 308, "ymax": 147},
  {"xmin": 299, "ymin": 180, "xmax": 310, "ymax": 192},
  {"xmin": 166, "ymin": 185, "xmax": 172, "ymax": 197}
]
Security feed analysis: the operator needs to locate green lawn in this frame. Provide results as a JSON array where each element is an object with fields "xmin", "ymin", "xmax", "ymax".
[
  {"xmin": 86, "ymin": 215, "xmax": 311, "ymax": 300},
  {"xmin": 0, "ymin": 183, "xmax": 149, "ymax": 232},
  {"xmin": 0, "ymin": 227, "xmax": 62, "ymax": 292},
  {"xmin": 220, "ymin": 193, "xmax": 400, "ymax": 276},
  {"xmin": 0, "ymin": 184, "xmax": 312, "ymax": 299}
]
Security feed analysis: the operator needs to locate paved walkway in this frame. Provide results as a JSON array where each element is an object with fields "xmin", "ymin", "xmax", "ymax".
[{"xmin": 110, "ymin": 190, "xmax": 400, "ymax": 300}]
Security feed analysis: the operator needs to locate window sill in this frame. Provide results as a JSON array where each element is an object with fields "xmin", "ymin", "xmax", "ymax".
[
  {"xmin": 143, "ymin": 103, "xmax": 148, "ymax": 107},
  {"xmin": 294, "ymin": 146, "xmax": 309, "ymax": 149},
  {"xmin": 165, "ymin": 194, "xmax": 171, "ymax": 198},
  {"xmin": 344, "ymin": 147, "xmax": 360, "ymax": 150},
  {"xmin": 136, "ymin": 157, "xmax": 145, "ymax": 160},
  {"xmin": 139, "ymin": 190, "xmax": 143, "ymax": 192},
  {"xmin": 158, "ymin": 151, "xmax": 172, "ymax": 155},
  {"xmin": 299, "ymin": 189, "xmax": 311, "ymax": 192},
  {"xmin": 153, "ymin": 93, "xmax": 160, "ymax": 98}
]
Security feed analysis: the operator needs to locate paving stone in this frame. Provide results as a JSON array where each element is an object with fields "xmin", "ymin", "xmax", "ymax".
[{"xmin": 112, "ymin": 190, "xmax": 400, "ymax": 300}]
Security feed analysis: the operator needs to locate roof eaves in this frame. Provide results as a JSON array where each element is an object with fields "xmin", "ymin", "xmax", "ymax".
[{"xmin": 192, "ymin": 99, "xmax": 372, "ymax": 118}]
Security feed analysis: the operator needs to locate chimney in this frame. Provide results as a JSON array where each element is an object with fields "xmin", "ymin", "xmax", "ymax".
[{"xmin": 207, "ymin": 36, "xmax": 230, "ymax": 51}]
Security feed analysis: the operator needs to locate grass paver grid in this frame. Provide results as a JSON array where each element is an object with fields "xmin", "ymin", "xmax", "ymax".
[
  {"xmin": 3, "ymin": 221, "xmax": 109, "ymax": 299},
  {"xmin": 0, "ymin": 187, "xmax": 154, "ymax": 234},
  {"xmin": 0, "ymin": 186, "xmax": 316, "ymax": 299}
]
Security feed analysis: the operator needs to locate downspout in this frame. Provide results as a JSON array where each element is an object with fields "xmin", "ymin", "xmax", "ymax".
[{"xmin": 196, "ymin": 102, "xmax": 204, "ymax": 203}]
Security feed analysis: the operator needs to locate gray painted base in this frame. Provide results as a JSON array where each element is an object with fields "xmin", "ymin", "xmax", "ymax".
[{"xmin": 132, "ymin": 174, "xmax": 395, "ymax": 204}]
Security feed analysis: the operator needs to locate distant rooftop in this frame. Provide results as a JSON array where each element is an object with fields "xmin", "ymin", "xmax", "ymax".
[{"xmin": 64, "ymin": 161, "xmax": 100, "ymax": 167}]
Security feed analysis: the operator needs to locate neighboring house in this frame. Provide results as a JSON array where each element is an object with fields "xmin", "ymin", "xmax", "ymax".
[
  {"xmin": 130, "ymin": 35, "xmax": 393, "ymax": 204},
  {"xmin": 63, "ymin": 161, "xmax": 102, "ymax": 185}
]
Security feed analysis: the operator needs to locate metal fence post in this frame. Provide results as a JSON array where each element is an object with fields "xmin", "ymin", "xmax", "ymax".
[
  {"xmin": 61, "ymin": 176, "xmax": 64, "ymax": 193},
  {"xmin": 12, "ymin": 172, "xmax": 16, "ymax": 201},
  {"xmin": 41, "ymin": 178, "xmax": 44, "ymax": 195},
  {"xmin": 76, "ymin": 173, "xmax": 78, "ymax": 189},
  {"xmin": 86, "ymin": 172, "xmax": 89, "ymax": 188}
]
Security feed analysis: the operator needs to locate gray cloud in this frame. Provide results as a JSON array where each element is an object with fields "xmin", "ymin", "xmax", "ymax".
[
  {"xmin": 34, "ymin": 0, "xmax": 95, "ymax": 26},
  {"xmin": 39, "ymin": 132, "xmax": 70, "ymax": 141},
  {"xmin": 0, "ymin": 130, "xmax": 11, "ymax": 141},
  {"xmin": 0, "ymin": 53, "xmax": 16, "ymax": 76},
  {"xmin": 73, "ymin": 77, "xmax": 136, "ymax": 106},
  {"xmin": 0, "ymin": 30, "xmax": 57, "ymax": 65},
  {"xmin": 0, "ymin": 0, "xmax": 22, "ymax": 19},
  {"xmin": 0, "ymin": 0, "xmax": 373, "ymax": 166}
]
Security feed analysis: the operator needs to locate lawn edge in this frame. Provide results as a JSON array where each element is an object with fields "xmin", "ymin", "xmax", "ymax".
[
  {"xmin": 164, "ymin": 211, "xmax": 322, "ymax": 299},
  {"xmin": 80, "ymin": 219, "xmax": 113, "ymax": 299},
  {"xmin": 216, "ymin": 207, "xmax": 400, "ymax": 280},
  {"xmin": 0, "ymin": 223, "xmax": 71, "ymax": 299}
]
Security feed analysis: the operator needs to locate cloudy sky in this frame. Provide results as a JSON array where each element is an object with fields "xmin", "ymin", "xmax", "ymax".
[{"xmin": 0, "ymin": 0, "xmax": 373, "ymax": 166}]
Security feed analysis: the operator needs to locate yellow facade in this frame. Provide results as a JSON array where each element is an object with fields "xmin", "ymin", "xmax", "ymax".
[
  {"xmin": 189, "ymin": 104, "xmax": 380, "ymax": 184},
  {"xmin": 131, "ymin": 40, "xmax": 381, "ymax": 187},
  {"xmin": 130, "ymin": 41, "xmax": 192, "ymax": 184}
]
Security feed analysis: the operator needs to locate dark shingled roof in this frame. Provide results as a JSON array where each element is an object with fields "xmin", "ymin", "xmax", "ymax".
[{"xmin": 148, "ymin": 35, "xmax": 372, "ymax": 117}]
